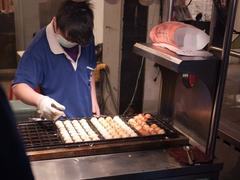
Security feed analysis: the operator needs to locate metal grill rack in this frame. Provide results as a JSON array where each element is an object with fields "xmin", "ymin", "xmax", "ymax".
[
  {"xmin": 17, "ymin": 117, "xmax": 189, "ymax": 161},
  {"xmin": 17, "ymin": 120, "xmax": 62, "ymax": 150}
]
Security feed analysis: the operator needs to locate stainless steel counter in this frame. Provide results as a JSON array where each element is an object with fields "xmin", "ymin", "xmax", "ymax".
[{"xmin": 31, "ymin": 150, "xmax": 222, "ymax": 180}]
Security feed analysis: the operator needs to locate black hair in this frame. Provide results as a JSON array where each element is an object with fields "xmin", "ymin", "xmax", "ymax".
[{"xmin": 56, "ymin": 0, "xmax": 94, "ymax": 46}]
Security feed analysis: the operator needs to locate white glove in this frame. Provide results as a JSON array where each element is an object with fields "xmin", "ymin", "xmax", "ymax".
[{"xmin": 37, "ymin": 96, "xmax": 65, "ymax": 120}]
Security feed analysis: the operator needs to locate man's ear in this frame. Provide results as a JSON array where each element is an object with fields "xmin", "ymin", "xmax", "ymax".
[{"xmin": 52, "ymin": 17, "xmax": 57, "ymax": 33}]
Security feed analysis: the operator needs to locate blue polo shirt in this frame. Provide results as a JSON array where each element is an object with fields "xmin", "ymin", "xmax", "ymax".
[{"xmin": 13, "ymin": 22, "xmax": 96, "ymax": 118}]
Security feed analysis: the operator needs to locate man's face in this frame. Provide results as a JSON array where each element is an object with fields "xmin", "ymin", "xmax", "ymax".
[{"xmin": 53, "ymin": 17, "xmax": 78, "ymax": 48}]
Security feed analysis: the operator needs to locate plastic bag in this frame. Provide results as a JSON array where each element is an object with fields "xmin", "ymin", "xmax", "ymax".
[{"xmin": 149, "ymin": 21, "xmax": 211, "ymax": 56}]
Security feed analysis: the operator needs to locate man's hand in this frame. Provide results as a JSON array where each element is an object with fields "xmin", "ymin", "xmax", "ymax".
[
  {"xmin": 90, "ymin": 73, "xmax": 100, "ymax": 117},
  {"xmin": 37, "ymin": 96, "xmax": 65, "ymax": 120}
]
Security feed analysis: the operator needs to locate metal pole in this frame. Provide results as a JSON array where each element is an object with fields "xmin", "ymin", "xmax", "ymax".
[
  {"xmin": 206, "ymin": 0, "xmax": 239, "ymax": 160},
  {"xmin": 209, "ymin": 46, "xmax": 240, "ymax": 58}
]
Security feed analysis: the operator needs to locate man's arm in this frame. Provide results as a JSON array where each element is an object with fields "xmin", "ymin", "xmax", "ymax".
[
  {"xmin": 12, "ymin": 83, "xmax": 43, "ymax": 106},
  {"xmin": 90, "ymin": 73, "xmax": 100, "ymax": 116},
  {"xmin": 12, "ymin": 83, "xmax": 65, "ymax": 120}
]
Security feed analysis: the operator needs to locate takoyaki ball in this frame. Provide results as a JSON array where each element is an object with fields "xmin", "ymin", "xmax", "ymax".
[
  {"xmin": 55, "ymin": 120, "xmax": 64, "ymax": 126},
  {"xmin": 117, "ymin": 128, "xmax": 124, "ymax": 134},
  {"xmin": 130, "ymin": 132, "xmax": 137, "ymax": 137},
  {"xmin": 72, "ymin": 136, "xmax": 82, "ymax": 142},
  {"xmin": 101, "ymin": 121, "xmax": 108, "ymax": 127},
  {"xmin": 138, "ymin": 129, "xmax": 148, "ymax": 136},
  {"xmin": 81, "ymin": 121, "xmax": 88, "ymax": 126},
  {"xmin": 73, "ymin": 124, "xmax": 81, "ymax": 130},
  {"xmin": 99, "ymin": 117, "xmax": 105, "ymax": 121},
  {"xmin": 63, "ymin": 120, "xmax": 71, "ymax": 125},
  {"xmin": 121, "ymin": 133, "xmax": 128, "ymax": 138},
  {"xmin": 110, "ymin": 123, "xmax": 116, "ymax": 129},
  {"xmin": 91, "ymin": 136, "xmax": 100, "ymax": 141},
  {"xmin": 115, "ymin": 128, "xmax": 122, "ymax": 134},
  {"xmin": 56, "ymin": 126, "xmax": 64, "ymax": 131},
  {"xmin": 67, "ymin": 128, "xmax": 76, "ymax": 133},
  {"xmin": 108, "ymin": 129, "xmax": 115, "ymax": 135},
  {"xmin": 106, "ymin": 116, "xmax": 112, "ymax": 121},
  {"xmin": 58, "ymin": 126, "xmax": 67, "ymax": 131},
  {"xmin": 72, "ymin": 120, "xmax": 79, "ymax": 124},
  {"xmin": 136, "ymin": 119, "xmax": 142, "ymax": 125},
  {"xmin": 82, "ymin": 136, "xmax": 91, "ymax": 141},
  {"xmin": 133, "ymin": 115, "xmax": 139, "ymax": 120},
  {"xmin": 89, "ymin": 134, "xmax": 97, "ymax": 139},
  {"xmin": 115, "ymin": 124, "xmax": 122, "ymax": 130},
  {"xmin": 91, "ymin": 117, "xmax": 98, "ymax": 121},
  {"xmin": 149, "ymin": 129, "xmax": 157, "ymax": 135},
  {"xmin": 118, "ymin": 131, "xmax": 125, "ymax": 137},
  {"xmin": 113, "ymin": 135, "xmax": 119, "ymax": 139},
  {"xmin": 143, "ymin": 124, "xmax": 150, "ymax": 131},
  {"xmin": 64, "ymin": 139, "xmax": 73, "ymax": 143},
  {"xmin": 110, "ymin": 131, "xmax": 118, "ymax": 138},
  {"xmin": 63, "ymin": 136, "xmax": 72, "ymax": 141},
  {"xmin": 144, "ymin": 113, "xmax": 152, "ymax": 119},
  {"xmin": 156, "ymin": 128, "xmax": 165, "ymax": 135},
  {"xmin": 55, "ymin": 120, "xmax": 61, "ymax": 125},
  {"xmin": 66, "ymin": 124, "xmax": 74, "ymax": 128},
  {"xmin": 83, "ymin": 125, "xmax": 90, "ymax": 131},
  {"xmin": 134, "ymin": 125, "xmax": 141, "ymax": 131},
  {"xmin": 103, "ymin": 133, "xmax": 112, "ymax": 139},
  {"xmin": 62, "ymin": 131, "xmax": 71, "ymax": 137},
  {"xmin": 140, "ymin": 121, "xmax": 146, "ymax": 127},
  {"xmin": 128, "ymin": 118, "xmax": 136, "ymax": 124},
  {"xmin": 68, "ymin": 129, "xmax": 76, "ymax": 133},
  {"xmin": 138, "ymin": 114, "xmax": 144, "ymax": 121},
  {"xmin": 63, "ymin": 135, "xmax": 72, "ymax": 140},
  {"xmin": 150, "ymin": 124, "xmax": 158, "ymax": 129},
  {"xmin": 69, "ymin": 131, "xmax": 77, "ymax": 136},
  {"xmin": 113, "ymin": 115, "xmax": 120, "ymax": 120},
  {"xmin": 130, "ymin": 122, "xmax": 137, "ymax": 128}
]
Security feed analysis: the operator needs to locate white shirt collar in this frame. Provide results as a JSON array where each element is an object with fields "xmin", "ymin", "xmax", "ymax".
[{"xmin": 46, "ymin": 20, "xmax": 65, "ymax": 55}]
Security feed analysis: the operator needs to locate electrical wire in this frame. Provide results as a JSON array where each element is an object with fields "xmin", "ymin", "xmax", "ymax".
[
  {"xmin": 160, "ymin": 0, "xmax": 163, "ymax": 22},
  {"xmin": 102, "ymin": 93, "xmax": 110, "ymax": 113},
  {"xmin": 186, "ymin": 0, "xmax": 193, "ymax": 7},
  {"xmin": 105, "ymin": 70, "xmax": 118, "ymax": 112},
  {"xmin": 153, "ymin": 65, "xmax": 161, "ymax": 82},
  {"xmin": 122, "ymin": 57, "xmax": 145, "ymax": 116},
  {"xmin": 233, "ymin": 29, "xmax": 240, "ymax": 34},
  {"xmin": 101, "ymin": 70, "xmax": 118, "ymax": 114},
  {"xmin": 98, "ymin": 71, "xmax": 106, "ymax": 112},
  {"xmin": 98, "ymin": 69, "xmax": 109, "ymax": 112},
  {"xmin": 100, "ymin": 71, "xmax": 110, "ymax": 112},
  {"xmin": 150, "ymin": 1, "xmax": 157, "ymax": 26}
]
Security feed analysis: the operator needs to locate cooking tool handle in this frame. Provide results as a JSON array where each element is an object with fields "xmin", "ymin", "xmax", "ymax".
[{"xmin": 184, "ymin": 146, "xmax": 194, "ymax": 165}]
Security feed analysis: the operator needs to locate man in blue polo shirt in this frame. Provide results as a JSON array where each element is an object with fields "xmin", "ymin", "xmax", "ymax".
[{"xmin": 12, "ymin": 0, "xmax": 100, "ymax": 120}]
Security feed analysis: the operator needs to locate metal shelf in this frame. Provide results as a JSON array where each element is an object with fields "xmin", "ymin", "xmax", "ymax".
[{"xmin": 133, "ymin": 43, "xmax": 219, "ymax": 74}]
